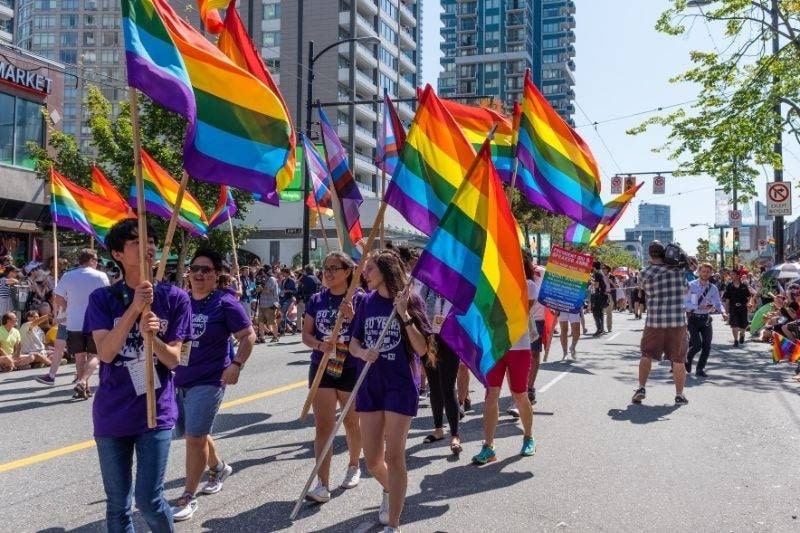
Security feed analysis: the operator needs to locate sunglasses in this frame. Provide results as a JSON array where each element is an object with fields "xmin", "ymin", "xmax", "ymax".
[
  {"xmin": 189, "ymin": 265, "xmax": 214, "ymax": 274},
  {"xmin": 323, "ymin": 265, "xmax": 348, "ymax": 274}
]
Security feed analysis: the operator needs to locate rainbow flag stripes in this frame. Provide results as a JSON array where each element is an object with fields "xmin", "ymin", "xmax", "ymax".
[
  {"xmin": 301, "ymin": 133, "xmax": 334, "ymax": 218},
  {"xmin": 131, "ymin": 149, "xmax": 209, "ymax": 237},
  {"xmin": 564, "ymin": 223, "xmax": 593, "ymax": 245},
  {"xmin": 566, "ymin": 182, "xmax": 643, "ymax": 247},
  {"xmin": 50, "ymin": 168, "xmax": 95, "ymax": 237},
  {"xmin": 384, "ymin": 84, "xmax": 478, "ymax": 236},
  {"xmin": 375, "ymin": 93, "xmax": 406, "ymax": 176},
  {"xmin": 207, "ymin": 185, "xmax": 237, "ymax": 230},
  {"xmin": 772, "ymin": 332, "xmax": 800, "ymax": 364},
  {"xmin": 91, "ymin": 164, "xmax": 131, "ymax": 211},
  {"xmin": 517, "ymin": 69, "xmax": 603, "ymax": 227},
  {"xmin": 413, "ymin": 141, "xmax": 528, "ymax": 380}
]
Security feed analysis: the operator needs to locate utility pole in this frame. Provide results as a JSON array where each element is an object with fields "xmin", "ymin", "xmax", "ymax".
[{"xmin": 771, "ymin": 0, "xmax": 785, "ymax": 263}]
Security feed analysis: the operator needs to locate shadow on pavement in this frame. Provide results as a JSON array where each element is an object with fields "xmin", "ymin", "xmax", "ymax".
[{"xmin": 607, "ymin": 403, "xmax": 681, "ymax": 424}]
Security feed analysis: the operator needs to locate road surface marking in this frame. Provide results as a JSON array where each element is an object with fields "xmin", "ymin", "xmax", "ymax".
[
  {"xmin": 0, "ymin": 379, "xmax": 307, "ymax": 474},
  {"xmin": 606, "ymin": 332, "xmax": 621, "ymax": 342},
  {"xmin": 538, "ymin": 368, "xmax": 574, "ymax": 394}
]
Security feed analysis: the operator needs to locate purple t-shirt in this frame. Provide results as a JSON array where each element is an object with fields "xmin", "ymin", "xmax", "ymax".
[
  {"xmin": 174, "ymin": 290, "xmax": 251, "ymax": 388},
  {"xmin": 350, "ymin": 291, "xmax": 431, "ymax": 393},
  {"xmin": 84, "ymin": 281, "xmax": 191, "ymax": 438},
  {"xmin": 305, "ymin": 289, "xmax": 363, "ymax": 368}
]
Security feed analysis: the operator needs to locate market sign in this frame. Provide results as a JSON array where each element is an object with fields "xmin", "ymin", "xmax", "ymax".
[{"xmin": 0, "ymin": 60, "xmax": 53, "ymax": 94}]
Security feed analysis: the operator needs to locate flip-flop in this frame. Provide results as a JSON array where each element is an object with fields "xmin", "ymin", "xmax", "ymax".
[{"xmin": 423, "ymin": 434, "xmax": 444, "ymax": 444}]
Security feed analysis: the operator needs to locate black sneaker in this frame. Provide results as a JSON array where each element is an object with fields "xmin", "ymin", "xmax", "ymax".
[
  {"xmin": 696, "ymin": 370, "xmax": 708, "ymax": 378},
  {"xmin": 739, "ymin": 334, "xmax": 745, "ymax": 344},
  {"xmin": 675, "ymin": 393, "xmax": 689, "ymax": 405},
  {"xmin": 463, "ymin": 397, "xmax": 472, "ymax": 411},
  {"xmin": 734, "ymin": 340, "xmax": 739, "ymax": 347},
  {"xmin": 631, "ymin": 387, "xmax": 646, "ymax": 404}
]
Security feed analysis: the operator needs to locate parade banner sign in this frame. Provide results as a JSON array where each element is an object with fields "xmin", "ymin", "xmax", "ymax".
[{"xmin": 538, "ymin": 246, "xmax": 593, "ymax": 313}]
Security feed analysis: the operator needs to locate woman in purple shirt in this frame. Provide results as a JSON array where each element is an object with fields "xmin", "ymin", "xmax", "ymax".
[
  {"xmin": 84, "ymin": 219, "xmax": 191, "ymax": 533},
  {"xmin": 349, "ymin": 249, "xmax": 433, "ymax": 533},
  {"xmin": 301, "ymin": 252, "xmax": 363, "ymax": 503},
  {"xmin": 171, "ymin": 249, "xmax": 256, "ymax": 522}
]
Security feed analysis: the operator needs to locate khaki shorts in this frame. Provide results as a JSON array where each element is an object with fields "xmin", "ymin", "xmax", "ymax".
[
  {"xmin": 640, "ymin": 326, "xmax": 688, "ymax": 363},
  {"xmin": 258, "ymin": 306, "xmax": 277, "ymax": 327}
]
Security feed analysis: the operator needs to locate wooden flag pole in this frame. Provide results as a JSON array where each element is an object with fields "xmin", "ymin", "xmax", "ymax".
[
  {"xmin": 379, "ymin": 167, "xmax": 387, "ymax": 247},
  {"xmin": 89, "ymin": 236, "xmax": 95, "ymax": 251},
  {"xmin": 226, "ymin": 216, "xmax": 241, "ymax": 275},
  {"xmin": 315, "ymin": 206, "xmax": 331, "ymax": 255},
  {"xmin": 49, "ymin": 173, "xmax": 59, "ymax": 285},
  {"xmin": 291, "ymin": 306, "xmax": 398, "ymax": 520},
  {"xmin": 129, "ymin": 88, "xmax": 157, "ymax": 429},
  {"xmin": 298, "ymin": 199, "xmax": 388, "ymax": 420},
  {"xmin": 154, "ymin": 170, "xmax": 190, "ymax": 282}
]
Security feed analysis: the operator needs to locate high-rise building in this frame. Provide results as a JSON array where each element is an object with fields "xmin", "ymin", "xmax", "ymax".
[
  {"xmin": 0, "ymin": 0, "xmax": 13, "ymax": 43},
  {"xmin": 625, "ymin": 203, "xmax": 674, "ymax": 254},
  {"xmin": 438, "ymin": 0, "xmax": 576, "ymax": 123}
]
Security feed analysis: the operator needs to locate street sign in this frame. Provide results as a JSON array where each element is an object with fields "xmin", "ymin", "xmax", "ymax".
[
  {"xmin": 758, "ymin": 239, "xmax": 767, "ymax": 252},
  {"xmin": 766, "ymin": 181, "xmax": 792, "ymax": 216},
  {"xmin": 653, "ymin": 175, "xmax": 665, "ymax": 194},
  {"xmin": 728, "ymin": 209, "xmax": 742, "ymax": 228},
  {"xmin": 610, "ymin": 176, "xmax": 622, "ymax": 194},
  {"xmin": 624, "ymin": 176, "xmax": 637, "ymax": 192}
]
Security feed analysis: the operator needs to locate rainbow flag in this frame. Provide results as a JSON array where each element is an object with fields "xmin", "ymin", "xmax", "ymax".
[
  {"xmin": 375, "ymin": 93, "xmax": 406, "ymax": 176},
  {"xmin": 301, "ymin": 133, "xmax": 334, "ymax": 218},
  {"xmin": 566, "ymin": 182, "xmax": 643, "ymax": 247},
  {"xmin": 51, "ymin": 168, "xmax": 133, "ymax": 244},
  {"xmin": 91, "ymin": 164, "xmax": 132, "ymax": 213},
  {"xmin": 218, "ymin": 2, "xmax": 296, "ymax": 194},
  {"xmin": 413, "ymin": 140, "xmax": 528, "ymax": 380},
  {"xmin": 195, "ymin": 0, "xmax": 224, "ymax": 33},
  {"xmin": 385, "ymin": 84, "xmax": 478, "ymax": 236},
  {"xmin": 564, "ymin": 223, "xmax": 593, "ymax": 245},
  {"xmin": 50, "ymin": 168, "xmax": 94, "ymax": 237},
  {"xmin": 150, "ymin": 0, "xmax": 292, "ymax": 205},
  {"xmin": 772, "ymin": 332, "xmax": 800, "ymax": 363},
  {"xmin": 517, "ymin": 69, "xmax": 604, "ymax": 227},
  {"xmin": 130, "ymin": 149, "xmax": 209, "ymax": 237},
  {"xmin": 121, "ymin": 0, "xmax": 195, "ymax": 124},
  {"xmin": 318, "ymin": 106, "xmax": 363, "ymax": 245},
  {"xmin": 207, "ymin": 185, "xmax": 237, "ymax": 230}
]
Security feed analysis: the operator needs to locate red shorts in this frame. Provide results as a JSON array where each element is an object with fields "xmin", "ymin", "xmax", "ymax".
[{"xmin": 486, "ymin": 349, "xmax": 532, "ymax": 393}]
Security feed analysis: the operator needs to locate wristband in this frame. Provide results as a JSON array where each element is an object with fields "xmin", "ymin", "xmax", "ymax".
[
  {"xmin": 231, "ymin": 360, "xmax": 244, "ymax": 370},
  {"xmin": 401, "ymin": 317, "xmax": 414, "ymax": 327}
]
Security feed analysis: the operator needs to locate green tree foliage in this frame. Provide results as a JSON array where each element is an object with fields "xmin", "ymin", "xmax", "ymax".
[
  {"xmin": 696, "ymin": 237, "xmax": 712, "ymax": 262},
  {"xmin": 629, "ymin": 0, "xmax": 800, "ymax": 198},
  {"xmin": 586, "ymin": 243, "xmax": 641, "ymax": 270},
  {"xmin": 31, "ymin": 86, "xmax": 255, "ymax": 264}
]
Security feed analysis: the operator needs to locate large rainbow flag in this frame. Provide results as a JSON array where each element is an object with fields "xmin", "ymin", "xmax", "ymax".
[
  {"xmin": 90, "ymin": 164, "xmax": 132, "ymax": 213},
  {"xmin": 207, "ymin": 185, "xmax": 237, "ymax": 230},
  {"xmin": 318, "ymin": 106, "xmax": 363, "ymax": 245},
  {"xmin": 565, "ymin": 182, "xmax": 644, "ymax": 247},
  {"xmin": 413, "ymin": 141, "xmax": 528, "ymax": 380},
  {"xmin": 50, "ymin": 168, "xmax": 133, "ymax": 244},
  {"xmin": 301, "ymin": 133, "xmax": 334, "ymax": 218},
  {"xmin": 218, "ymin": 2, "xmax": 296, "ymax": 194},
  {"xmin": 195, "ymin": 0, "xmax": 224, "ymax": 33},
  {"xmin": 384, "ymin": 84, "xmax": 478, "ymax": 236},
  {"xmin": 517, "ymin": 69, "xmax": 604, "ymax": 228},
  {"xmin": 375, "ymin": 93, "xmax": 406, "ymax": 177},
  {"xmin": 130, "ymin": 149, "xmax": 209, "ymax": 237}
]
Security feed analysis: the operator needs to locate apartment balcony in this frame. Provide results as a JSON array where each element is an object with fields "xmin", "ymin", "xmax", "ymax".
[
  {"xmin": 0, "ymin": 0, "xmax": 12, "ymax": 21},
  {"xmin": 353, "ymin": 151, "xmax": 378, "ymax": 175},
  {"xmin": 353, "ymin": 41, "xmax": 378, "ymax": 69},
  {"xmin": 340, "ymin": 10, "xmax": 378, "ymax": 38},
  {"xmin": 398, "ymin": 76, "xmax": 415, "ymax": 97},
  {"xmin": 398, "ymin": 1, "xmax": 416, "ymax": 27},
  {"xmin": 354, "ymin": 124, "xmax": 377, "ymax": 148},
  {"xmin": 0, "ymin": 28, "xmax": 10, "ymax": 43},
  {"xmin": 398, "ymin": 50, "xmax": 415, "ymax": 72},
  {"xmin": 562, "ymin": 15, "xmax": 576, "ymax": 30},
  {"xmin": 356, "ymin": 0, "xmax": 378, "ymax": 17},
  {"xmin": 456, "ymin": 2, "xmax": 477, "ymax": 18},
  {"xmin": 354, "ymin": 101, "xmax": 378, "ymax": 122},
  {"xmin": 336, "ymin": 122, "xmax": 351, "ymax": 143},
  {"xmin": 507, "ymin": 0, "xmax": 526, "ymax": 10},
  {"xmin": 457, "ymin": 23, "xmax": 476, "ymax": 33},
  {"xmin": 355, "ymin": 69, "xmax": 377, "ymax": 93},
  {"xmin": 506, "ymin": 14, "xmax": 525, "ymax": 29},
  {"xmin": 566, "ymin": 0, "xmax": 576, "ymax": 14},
  {"xmin": 398, "ymin": 26, "xmax": 415, "ymax": 50},
  {"xmin": 397, "ymin": 101, "xmax": 415, "ymax": 121}
]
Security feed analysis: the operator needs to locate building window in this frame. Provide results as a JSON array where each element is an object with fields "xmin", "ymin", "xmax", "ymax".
[
  {"xmin": 543, "ymin": 53, "xmax": 559, "ymax": 64},
  {"xmin": 542, "ymin": 68, "xmax": 561, "ymax": 79},
  {"xmin": 61, "ymin": 0, "xmax": 77, "ymax": 8},
  {"xmin": 262, "ymin": 31, "xmax": 280, "ymax": 47},
  {"xmin": 543, "ymin": 38, "xmax": 559, "ymax": 49},
  {"xmin": 33, "ymin": 15, "xmax": 56, "ymax": 28},
  {"xmin": 60, "ymin": 32, "xmax": 77, "ymax": 46},
  {"xmin": 34, "ymin": 0, "xmax": 55, "ymax": 9},
  {"xmin": 102, "ymin": 31, "xmax": 118, "ymax": 46},
  {"xmin": 59, "ymin": 49, "xmax": 77, "ymax": 64},
  {"xmin": 60, "ymin": 14, "xmax": 78, "ymax": 28},
  {"xmin": 31, "ymin": 33, "xmax": 55, "ymax": 47},
  {"xmin": 485, "ymin": 14, "xmax": 499, "ymax": 25},
  {"xmin": 543, "ymin": 22, "xmax": 560, "ymax": 33},
  {"xmin": 263, "ymin": 4, "xmax": 280, "ymax": 20},
  {"xmin": 0, "ymin": 94, "xmax": 45, "ymax": 170},
  {"xmin": 485, "ymin": 62, "xmax": 499, "ymax": 73},
  {"xmin": 485, "ymin": 0, "xmax": 499, "ymax": 9}
]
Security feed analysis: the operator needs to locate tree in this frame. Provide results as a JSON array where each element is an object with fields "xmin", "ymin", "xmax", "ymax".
[
  {"xmin": 696, "ymin": 237, "xmax": 712, "ymax": 263},
  {"xmin": 31, "ymin": 86, "xmax": 255, "ymax": 266},
  {"xmin": 629, "ymin": 0, "xmax": 800, "ymax": 198},
  {"xmin": 588, "ymin": 243, "xmax": 641, "ymax": 270}
]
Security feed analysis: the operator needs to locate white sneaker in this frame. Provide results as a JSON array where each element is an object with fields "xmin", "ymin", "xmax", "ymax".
[
  {"xmin": 305, "ymin": 481, "xmax": 331, "ymax": 503},
  {"xmin": 172, "ymin": 493, "xmax": 198, "ymax": 522},
  {"xmin": 340, "ymin": 465, "xmax": 361, "ymax": 489},
  {"xmin": 378, "ymin": 491, "xmax": 390, "ymax": 525},
  {"xmin": 201, "ymin": 462, "xmax": 233, "ymax": 494}
]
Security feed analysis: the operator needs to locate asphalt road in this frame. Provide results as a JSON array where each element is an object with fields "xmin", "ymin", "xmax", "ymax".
[{"xmin": 1, "ymin": 311, "xmax": 799, "ymax": 532}]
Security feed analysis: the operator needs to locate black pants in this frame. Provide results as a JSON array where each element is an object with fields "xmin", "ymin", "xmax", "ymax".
[
  {"xmin": 591, "ymin": 305, "xmax": 604, "ymax": 333},
  {"xmin": 686, "ymin": 315, "xmax": 713, "ymax": 373},
  {"xmin": 423, "ymin": 336, "xmax": 460, "ymax": 437}
]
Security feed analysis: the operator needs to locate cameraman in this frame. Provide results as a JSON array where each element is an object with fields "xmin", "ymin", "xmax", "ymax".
[
  {"xmin": 632, "ymin": 241, "xmax": 691, "ymax": 405},
  {"xmin": 685, "ymin": 263, "xmax": 727, "ymax": 377}
]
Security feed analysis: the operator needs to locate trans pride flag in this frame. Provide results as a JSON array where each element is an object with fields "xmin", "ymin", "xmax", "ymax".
[
  {"xmin": 207, "ymin": 185, "xmax": 237, "ymax": 230},
  {"xmin": 375, "ymin": 93, "xmax": 406, "ymax": 176},
  {"xmin": 301, "ymin": 133, "xmax": 334, "ymax": 218}
]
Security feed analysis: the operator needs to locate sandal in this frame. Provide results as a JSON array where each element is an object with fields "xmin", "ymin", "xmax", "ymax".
[
  {"xmin": 423, "ymin": 434, "xmax": 444, "ymax": 444},
  {"xmin": 450, "ymin": 439, "xmax": 462, "ymax": 455}
]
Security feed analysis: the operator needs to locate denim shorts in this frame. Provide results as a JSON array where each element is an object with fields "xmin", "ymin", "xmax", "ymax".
[
  {"xmin": 57, "ymin": 324, "xmax": 68, "ymax": 341},
  {"xmin": 174, "ymin": 384, "xmax": 225, "ymax": 437}
]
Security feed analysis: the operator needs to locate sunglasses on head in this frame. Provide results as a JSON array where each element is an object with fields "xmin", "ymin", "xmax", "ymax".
[{"xmin": 189, "ymin": 265, "xmax": 214, "ymax": 274}]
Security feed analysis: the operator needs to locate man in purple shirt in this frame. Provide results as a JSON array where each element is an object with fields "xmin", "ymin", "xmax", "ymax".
[{"xmin": 84, "ymin": 219, "xmax": 191, "ymax": 533}]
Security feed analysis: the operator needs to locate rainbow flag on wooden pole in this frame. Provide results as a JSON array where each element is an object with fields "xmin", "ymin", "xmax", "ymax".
[{"xmin": 565, "ymin": 182, "xmax": 644, "ymax": 247}]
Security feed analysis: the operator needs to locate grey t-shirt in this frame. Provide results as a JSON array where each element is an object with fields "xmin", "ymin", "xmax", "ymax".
[{"xmin": 258, "ymin": 276, "xmax": 280, "ymax": 308}]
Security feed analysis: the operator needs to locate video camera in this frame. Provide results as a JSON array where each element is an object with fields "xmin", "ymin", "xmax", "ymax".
[{"xmin": 663, "ymin": 242, "xmax": 688, "ymax": 268}]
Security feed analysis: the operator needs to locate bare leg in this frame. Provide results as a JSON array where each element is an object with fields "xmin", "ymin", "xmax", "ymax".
[
  {"xmin": 570, "ymin": 322, "xmax": 581, "ymax": 353},
  {"xmin": 527, "ymin": 351, "xmax": 541, "ymax": 390},
  {"xmin": 337, "ymin": 390, "xmax": 362, "ymax": 468},
  {"xmin": 359, "ymin": 411, "xmax": 388, "ymax": 489},
  {"xmin": 46, "ymin": 337, "xmax": 67, "ymax": 377},
  {"xmin": 311, "ymin": 388, "xmax": 338, "ymax": 487},
  {"xmin": 672, "ymin": 362, "xmax": 686, "ymax": 395},
  {"xmin": 457, "ymin": 363, "xmax": 470, "ymax": 405},
  {"xmin": 184, "ymin": 435, "xmax": 209, "ymax": 495},
  {"xmin": 638, "ymin": 357, "xmax": 652, "ymax": 388},
  {"xmin": 206, "ymin": 436, "xmax": 221, "ymax": 469},
  {"xmin": 512, "ymin": 391, "xmax": 533, "ymax": 437},
  {"xmin": 383, "ymin": 412, "xmax": 413, "ymax": 529},
  {"xmin": 559, "ymin": 321, "xmax": 569, "ymax": 357},
  {"xmin": 482, "ymin": 387, "xmax": 501, "ymax": 446}
]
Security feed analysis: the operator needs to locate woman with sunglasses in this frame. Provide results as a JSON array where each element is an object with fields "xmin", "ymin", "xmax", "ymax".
[
  {"xmin": 301, "ymin": 252, "xmax": 364, "ymax": 503},
  {"xmin": 171, "ymin": 249, "xmax": 256, "ymax": 522},
  {"xmin": 349, "ymin": 249, "xmax": 433, "ymax": 533}
]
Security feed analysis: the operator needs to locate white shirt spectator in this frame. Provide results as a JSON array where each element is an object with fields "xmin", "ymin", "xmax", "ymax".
[
  {"xmin": 19, "ymin": 322, "xmax": 45, "ymax": 354},
  {"xmin": 54, "ymin": 266, "xmax": 110, "ymax": 331}
]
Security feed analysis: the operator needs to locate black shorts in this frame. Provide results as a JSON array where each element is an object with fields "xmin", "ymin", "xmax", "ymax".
[
  {"xmin": 729, "ymin": 307, "xmax": 749, "ymax": 329},
  {"xmin": 308, "ymin": 361, "xmax": 358, "ymax": 393},
  {"xmin": 66, "ymin": 331, "xmax": 97, "ymax": 355}
]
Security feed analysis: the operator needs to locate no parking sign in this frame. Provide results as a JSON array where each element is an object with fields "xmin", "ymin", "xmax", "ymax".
[{"xmin": 653, "ymin": 175, "xmax": 665, "ymax": 194}]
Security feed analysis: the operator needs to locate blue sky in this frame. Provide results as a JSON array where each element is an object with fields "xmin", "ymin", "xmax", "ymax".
[{"xmin": 419, "ymin": 0, "xmax": 800, "ymax": 254}]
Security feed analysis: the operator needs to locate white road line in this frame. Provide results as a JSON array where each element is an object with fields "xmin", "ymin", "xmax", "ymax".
[
  {"xmin": 606, "ymin": 332, "xmax": 621, "ymax": 342},
  {"xmin": 538, "ymin": 367, "xmax": 573, "ymax": 394}
]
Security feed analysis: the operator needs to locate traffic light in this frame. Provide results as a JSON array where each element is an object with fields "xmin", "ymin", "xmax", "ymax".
[{"xmin": 732, "ymin": 227, "xmax": 740, "ymax": 250}]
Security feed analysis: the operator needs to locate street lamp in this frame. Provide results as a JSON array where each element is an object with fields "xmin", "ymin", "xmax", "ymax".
[{"xmin": 301, "ymin": 36, "xmax": 381, "ymax": 267}]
